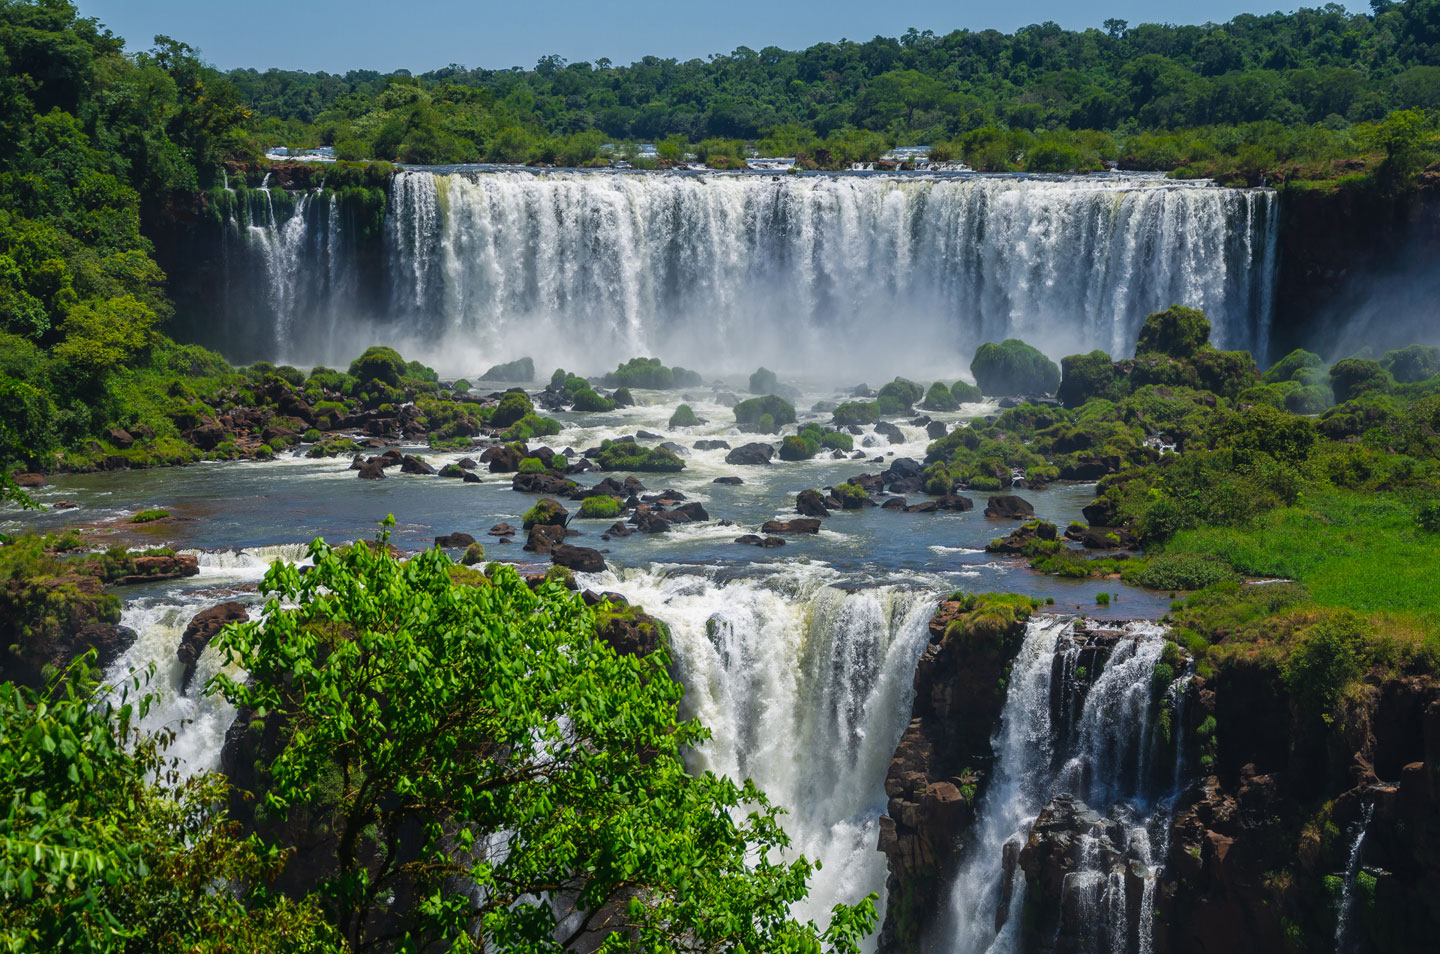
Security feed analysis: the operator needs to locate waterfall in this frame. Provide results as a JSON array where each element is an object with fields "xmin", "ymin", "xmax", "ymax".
[
  {"xmin": 209, "ymin": 171, "xmax": 1278, "ymax": 375},
  {"xmin": 596, "ymin": 565, "xmax": 938, "ymax": 937},
  {"xmin": 944, "ymin": 617, "xmax": 1186, "ymax": 954},
  {"xmin": 1333, "ymin": 801, "xmax": 1374, "ymax": 954}
]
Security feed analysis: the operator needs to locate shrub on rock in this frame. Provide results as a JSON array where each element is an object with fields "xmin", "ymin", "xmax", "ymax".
[
  {"xmin": 482, "ymin": 357, "xmax": 535, "ymax": 381},
  {"xmin": 950, "ymin": 380, "xmax": 982, "ymax": 404},
  {"xmin": 571, "ymin": 388, "xmax": 616, "ymax": 412},
  {"xmin": 491, "ymin": 392, "xmax": 535, "ymax": 428},
  {"xmin": 749, "ymin": 367, "xmax": 779, "ymax": 395},
  {"xmin": 734, "ymin": 395, "xmax": 796, "ymax": 430},
  {"xmin": 921, "ymin": 381, "xmax": 959, "ymax": 411},
  {"xmin": 348, "ymin": 346, "xmax": 407, "ymax": 387},
  {"xmin": 1134, "ymin": 305, "xmax": 1211, "ymax": 360},
  {"xmin": 970, "ymin": 339, "xmax": 1061, "ymax": 396},
  {"xmin": 669, "ymin": 404, "xmax": 700, "ymax": 427},
  {"xmin": 1329, "ymin": 358, "xmax": 1392, "ymax": 403}
]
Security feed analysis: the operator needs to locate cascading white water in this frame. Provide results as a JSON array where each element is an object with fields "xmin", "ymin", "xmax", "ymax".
[
  {"xmin": 1333, "ymin": 802, "xmax": 1374, "ymax": 954},
  {"xmin": 944, "ymin": 618, "xmax": 1183, "ymax": 954},
  {"xmin": 216, "ymin": 171, "xmax": 1278, "ymax": 374},
  {"xmin": 594, "ymin": 565, "xmax": 939, "ymax": 937}
]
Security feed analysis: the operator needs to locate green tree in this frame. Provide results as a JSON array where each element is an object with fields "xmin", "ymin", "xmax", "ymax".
[{"xmin": 212, "ymin": 522, "xmax": 877, "ymax": 952}]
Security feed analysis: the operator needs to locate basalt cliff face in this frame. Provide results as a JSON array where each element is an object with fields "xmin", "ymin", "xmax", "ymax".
[{"xmin": 877, "ymin": 603, "xmax": 1440, "ymax": 954}]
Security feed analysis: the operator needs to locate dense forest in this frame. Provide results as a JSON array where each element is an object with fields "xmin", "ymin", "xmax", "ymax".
[{"xmin": 230, "ymin": 1, "xmax": 1440, "ymax": 175}]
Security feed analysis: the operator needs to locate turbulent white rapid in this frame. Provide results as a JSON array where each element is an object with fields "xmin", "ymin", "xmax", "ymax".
[
  {"xmin": 943, "ymin": 617, "xmax": 1188, "ymax": 954},
  {"xmin": 584, "ymin": 564, "xmax": 940, "ymax": 936},
  {"xmin": 212, "ymin": 170, "xmax": 1278, "ymax": 374}
]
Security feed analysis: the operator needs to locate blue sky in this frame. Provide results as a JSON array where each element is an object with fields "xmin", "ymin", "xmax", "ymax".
[{"xmin": 79, "ymin": 1, "xmax": 1356, "ymax": 74}]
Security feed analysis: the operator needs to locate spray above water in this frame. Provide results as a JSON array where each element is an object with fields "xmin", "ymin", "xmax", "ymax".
[{"xmin": 211, "ymin": 171, "xmax": 1278, "ymax": 375}]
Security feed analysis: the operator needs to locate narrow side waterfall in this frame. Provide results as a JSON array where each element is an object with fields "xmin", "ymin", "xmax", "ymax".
[
  {"xmin": 1333, "ymin": 802, "xmax": 1374, "ymax": 954},
  {"xmin": 209, "ymin": 171, "xmax": 1278, "ymax": 375},
  {"xmin": 597, "ymin": 566, "xmax": 939, "ymax": 935},
  {"xmin": 944, "ymin": 617, "xmax": 1188, "ymax": 954}
]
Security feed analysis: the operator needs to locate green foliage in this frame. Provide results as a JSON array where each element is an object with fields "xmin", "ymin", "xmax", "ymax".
[
  {"xmin": 517, "ymin": 456, "xmax": 548, "ymax": 474},
  {"xmin": 1132, "ymin": 552, "xmax": 1239, "ymax": 590},
  {"xmin": 490, "ymin": 391, "xmax": 535, "ymax": 428},
  {"xmin": 578, "ymin": 495, "xmax": 623, "ymax": 519},
  {"xmin": 877, "ymin": 378, "xmax": 924, "ymax": 410},
  {"xmin": 833, "ymin": 401, "xmax": 878, "ymax": 425},
  {"xmin": 482, "ymin": 356, "xmax": 535, "ymax": 381},
  {"xmin": 971, "ymin": 339, "xmax": 1061, "ymax": 396},
  {"xmin": 501, "ymin": 413, "xmax": 561, "ymax": 442},
  {"xmin": 594, "ymin": 439, "xmax": 686, "ymax": 473},
  {"xmin": 1381, "ymin": 345, "xmax": 1440, "ymax": 384},
  {"xmin": 749, "ymin": 367, "xmax": 779, "ymax": 395},
  {"xmin": 0, "ymin": 661, "xmax": 336, "ymax": 953},
  {"xmin": 1265, "ymin": 348, "xmax": 1325, "ymax": 384},
  {"xmin": 128, "ymin": 509, "xmax": 169, "ymax": 523},
  {"xmin": 346, "ymin": 345, "xmax": 407, "ymax": 387},
  {"xmin": 734, "ymin": 394, "xmax": 797, "ymax": 429},
  {"xmin": 950, "ymin": 380, "xmax": 982, "ymax": 404},
  {"xmin": 1419, "ymin": 501, "xmax": 1440, "ymax": 533},
  {"xmin": 1330, "ymin": 357, "xmax": 1392, "ymax": 402},
  {"xmin": 1135, "ymin": 305, "xmax": 1212, "ymax": 359},
  {"xmin": 779, "ymin": 435, "xmax": 820, "ymax": 461},
  {"xmin": 571, "ymin": 387, "xmax": 615, "ymax": 412},
  {"xmin": 522, "ymin": 497, "xmax": 568, "ymax": 529},
  {"xmin": 1058, "ymin": 351, "xmax": 1130, "ymax": 407},
  {"xmin": 213, "ymin": 530, "xmax": 875, "ymax": 952},
  {"xmin": 1095, "ymin": 591, "xmax": 1111, "ymax": 606},
  {"xmin": 1282, "ymin": 611, "xmax": 1371, "ymax": 721},
  {"xmin": 602, "ymin": 357, "xmax": 700, "ymax": 390},
  {"xmin": 668, "ymin": 403, "xmax": 700, "ymax": 427},
  {"xmin": 819, "ymin": 430, "xmax": 853, "ymax": 452}
]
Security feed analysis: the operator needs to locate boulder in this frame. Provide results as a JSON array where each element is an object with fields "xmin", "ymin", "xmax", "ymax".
[
  {"xmin": 512, "ymin": 472, "xmax": 575, "ymax": 495},
  {"xmin": 106, "ymin": 428, "xmax": 135, "ymax": 449},
  {"xmin": 985, "ymin": 495, "xmax": 1035, "ymax": 519},
  {"xmin": 356, "ymin": 460, "xmax": 386, "ymax": 480},
  {"xmin": 937, "ymin": 494, "xmax": 975, "ymax": 511},
  {"xmin": 551, "ymin": 544, "xmax": 606, "ymax": 573},
  {"xmin": 713, "ymin": 476, "xmax": 743, "ymax": 485},
  {"xmin": 457, "ymin": 457, "xmax": 478, "ymax": 469},
  {"xmin": 735, "ymin": 534, "xmax": 786, "ymax": 548},
  {"xmin": 796, "ymin": 489, "xmax": 830, "ymax": 518},
  {"xmin": 883, "ymin": 497, "xmax": 908, "ymax": 510},
  {"xmin": 434, "ymin": 532, "xmax": 477, "ymax": 548},
  {"xmin": 177, "ymin": 602, "xmax": 248, "ymax": 694},
  {"xmin": 187, "ymin": 424, "xmax": 227, "ymax": 450},
  {"xmin": 725, "ymin": 442, "xmax": 775, "ymax": 465},
  {"xmin": 926, "ymin": 421, "xmax": 948, "ymax": 440},
  {"xmin": 694, "ymin": 439, "xmax": 732, "ymax": 451},
  {"xmin": 401, "ymin": 454, "xmax": 435, "ymax": 475},
  {"xmin": 875, "ymin": 421, "xmax": 906, "ymax": 444},
  {"xmin": 12, "ymin": 472, "xmax": 45, "ymax": 487},
  {"xmin": 523, "ymin": 523, "xmax": 567, "ymax": 554},
  {"xmin": 633, "ymin": 512, "xmax": 672, "ymax": 534},
  {"xmin": 488, "ymin": 522, "xmax": 518, "ymax": 536},
  {"xmin": 438, "ymin": 463, "xmax": 466, "ymax": 478},
  {"xmin": 461, "ymin": 543, "xmax": 486, "ymax": 565},
  {"xmin": 760, "ymin": 518, "xmax": 821, "ymax": 534},
  {"xmin": 482, "ymin": 444, "xmax": 524, "ymax": 473},
  {"xmin": 523, "ymin": 497, "xmax": 569, "ymax": 529},
  {"xmin": 986, "ymin": 520, "xmax": 1057, "ymax": 554}
]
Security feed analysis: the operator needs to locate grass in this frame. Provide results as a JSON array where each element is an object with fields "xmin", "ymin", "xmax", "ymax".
[
  {"xmin": 130, "ymin": 509, "xmax": 171, "ymax": 523},
  {"xmin": 1162, "ymin": 489, "xmax": 1440, "ymax": 623}
]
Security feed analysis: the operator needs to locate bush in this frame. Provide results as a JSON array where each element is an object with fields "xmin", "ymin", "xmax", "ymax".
[
  {"xmin": 1263, "ymin": 348, "xmax": 1324, "ymax": 384},
  {"xmin": 1058, "ymin": 351, "xmax": 1129, "ymax": 407},
  {"xmin": 491, "ymin": 392, "xmax": 535, "ymax": 428},
  {"xmin": 950, "ymin": 380, "xmax": 983, "ymax": 404},
  {"xmin": 921, "ymin": 381, "xmax": 959, "ymax": 411},
  {"xmin": 518, "ymin": 457, "xmax": 548, "ymax": 474},
  {"xmin": 1134, "ymin": 305, "xmax": 1211, "ymax": 359},
  {"xmin": 130, "ymin": 509, "xmax": 169, "ymax": 523},
  {"xmin": 482, "ymin": 357, "xmax": 535, "ymax": 381},
  {"xmin": 1282, "ymin": 610, "xmax": 1371, "ymax": 720},
  {"xmin": 1419, "ymin": 501, "xmax": 1440, "ymax": 533},
  {"xmin": 733, "ymin": 395, "xmax": 796, "ymax": 429},
  {"xmin": 1330, "ymin": 358, "xmax": 1391, "ymax": 403},
  {"xmin": 1132, "ymin": 553, "xmax": 1238, "ymax": 590},
  {"xmin": 578, "ymin": 496, "xmax": 623, "ymax": 519},
  {"xmin": 878, "ymin": 378, "xmax": 924, "ymax": 409},
  {"xmin": 1380, "ymin": 345, "xmax": 1440, "ymax": 384},
  {"xmin": 669, "ymin": 404, "xmax": 700, "ymax": 427},
  {"xmin": 502, "ymin": 414, "xmax": 562, "ymax": 442},
  {"xmin": 779, "ymin": 435, "xmax": 820, "ymax": 461},
  {"xmin": 452, "ymin": 379, "xmax": 471, "ymax": 392},
  {"xmin": 749, "ymin": 367, "xmax": 779, "ymax": 395},
  {"xmin": 819, "ymin": 431, "xmax": 853, "ymax": 452},
  {"xmin": 833, "ymin": 401, "xmax": 878, "ymax": 425},
  {"xmin": 348, "ymin": 346, "xmax": 407, "ymax": 387},
  {"xmin": 593, "ymin": 440, "xmax": 685, "ymax": 473},
  {"xmin": 571, "ymin": 388, "xmax": 615, "ymax": 412},
  {"xmin": 602, "ymin": 358, "xmax": 701, "ymax": 390},
  {"xmin": 971, "ymin": 339, "xmax": 1061, "ymax": 396}
]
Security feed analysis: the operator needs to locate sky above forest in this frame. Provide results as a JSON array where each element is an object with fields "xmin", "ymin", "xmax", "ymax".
[{"xmin": 81, "ymin": 0, "xmax": 1363, "ymax": 74}]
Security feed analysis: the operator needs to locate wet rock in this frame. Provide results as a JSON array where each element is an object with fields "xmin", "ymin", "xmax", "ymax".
[
  {"xmin": 606, "ymin": 521, "xmax": 633, "ymax": 538},
  {"xmin": 401, "ymin": 454, "xmax": 435, "ymax": 475},
  {"xmin": 735, "ymin": 534, "xmax": 786, "ymax": 548},
  {"xmin": 512, "ymin": 472, "xmax": 576, "ymax": 495},
  {"xmin": 875, "ymin": 421, "xmax": 906, "ymax": 444},
  {"xmin": 725, "ymin": 442, "xmax": 775, "ymax": 465},
  {"xmin": 659, "ymin": 441, "xmax": 690, "ymax": 457},
  {"xmin": 523, "ymin": 497, "xmax": 569, "ymax": 529},
  {"xmin": 434, "ymin": 532, "xmax": 477, "ymax": 548},
  {"xmin": 187, "ymin": 424, "xmax": 227, "ymax": 450},
  {"xmin": 926, "ymin": 421, "xmax": 948, "ymax": 439},
  {"xmin": 633, "ymin": 512, "xmax": 672, "ymax": 534},
  {"xmin": 457, "ymin": 457, "xmax": 478, "ymax": 469},
  {"xmin": 12, "ymin": 472, "xmax": 45, "ymax": 488},
  {"xmin": 760, "ymin": 518, "xmax": 821, "ymax": 534},
  {"xmin": 713, "ymin": 475, "xmax": 743, "ymax": 485},
  {"xmin": 986, "ymin": 520, "xmax": 1057, "ymax": 554},
  {"xmin": 796, "ymin": 489, "xmax": 830, "ymax": 518},
  {"xmin": 937, "ymin": 494, "xmax": 975, "ymax": 511},
  {"xmin": 178, "ymin": 602, "xmax": 248, "ymax": 694},
  {"xmin": 461, "ymin": 471, "xmax": 482, "ymax": 483},
  {"xmin": 883, "ymin": 497, "xmax": 908, "ymax": 510},
  {"xmin": 985, "ymin": 495, "xmax": 1035, "ymax": 519},
  {"xmin": 488, "ymin": 522, "xmax": 518, "ymax": 536},
  {"xmin": 109, "ymin": 554, "xmax": 200, "ymax": 586},
  {"xmin": 523, "ymin": 523, "xmax": 567, "ymax": 554},
  {"xmin": 636, "ymin": 430, "xmax": 664, "ymax": 441},
  {"xmin": 356, "ymin": 460, "xmax": 386, "ymax": 480},
  {"xmin": 551, "ymin": 544, "xmax": 605, "ymax": 573},
  {"xmin": 106, "ymin": 427, "xmax": 135, "ymax": 449},
  {"xmin": 54, "ymin": 500, "xmax": 78, "ymax": 509},
  {"xmin": 482, "ymin": 444, "xmax": 524, "ymax": 473},
  {"xmin": 438, "ymin": 463, "xmax": 466, "ymax": 478},
  {"xmin": 695, "ymin": 439, "xmax": 731, "ymax": 451}
]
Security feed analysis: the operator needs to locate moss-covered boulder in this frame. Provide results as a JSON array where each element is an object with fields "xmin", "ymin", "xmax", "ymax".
[
  {"xmin": 594, "ymin": 440, "xmax": 685, "ymax": 473},
  {"xmin": 971, "ymin": 339, "xmax": 1061, "ymax": 396},
  {"xmin": 668, "ymin": 404, "xmax": 700, "ymax": 428},
  {"xmin": 734, "ymin": 395, "xmax": 796, "ymax": 430},
  {"xmin": 1134, "ymin": 305, "xmax": 1211, "ymax": 360},
  {"xmin": 878, "ymin": 378, "xmax": 925, "ymax": 410},
  {"xmin": 921, "ymin": 381, "xmax": 960, "ymax": 411},
  {"xmin": 749, "ymin": 367, "xmax": 780, "ymax": 395},
  {"xmin": 1058, "ymin": 351, "xmax": 1131, "ymax": 408},
  {"xmin": 491, "ymin": 391, "xmax": 535, "ymax": 428},
  {"xmin": 347, "ymin": 346, "xmax": 407, "ymax": 387},
  {"xmin": 571, "ymin": 388, "xmax": 615, "ymax": 412},
  {"xmin": 521, "ymin": 497, "xmax": 569, "ymax": 530},
  {"xmin": 482, "ymin": 357, "xmax": 535, "ymax": 381},
  {"xmin": 1329, "ymin": 358, "xmax": 1392, "ymax": 403},
  {"xmin": 950, "ymin": 380, "xmax": 982, "ymax": 404},
  {"xmin": 1380, "ymin": 344, "xmax": 1440, "ymax": 384}
]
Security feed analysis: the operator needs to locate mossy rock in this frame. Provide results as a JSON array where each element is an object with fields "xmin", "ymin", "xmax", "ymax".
[{"xmin": 668, "ymin": 404, "xmax": 700, "ymax": 428}]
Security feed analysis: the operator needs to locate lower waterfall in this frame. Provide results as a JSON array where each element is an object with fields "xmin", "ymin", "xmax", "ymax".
[{"xmin": 943, "ymin": 617, "xmax": 1188, "ymax": 954}]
